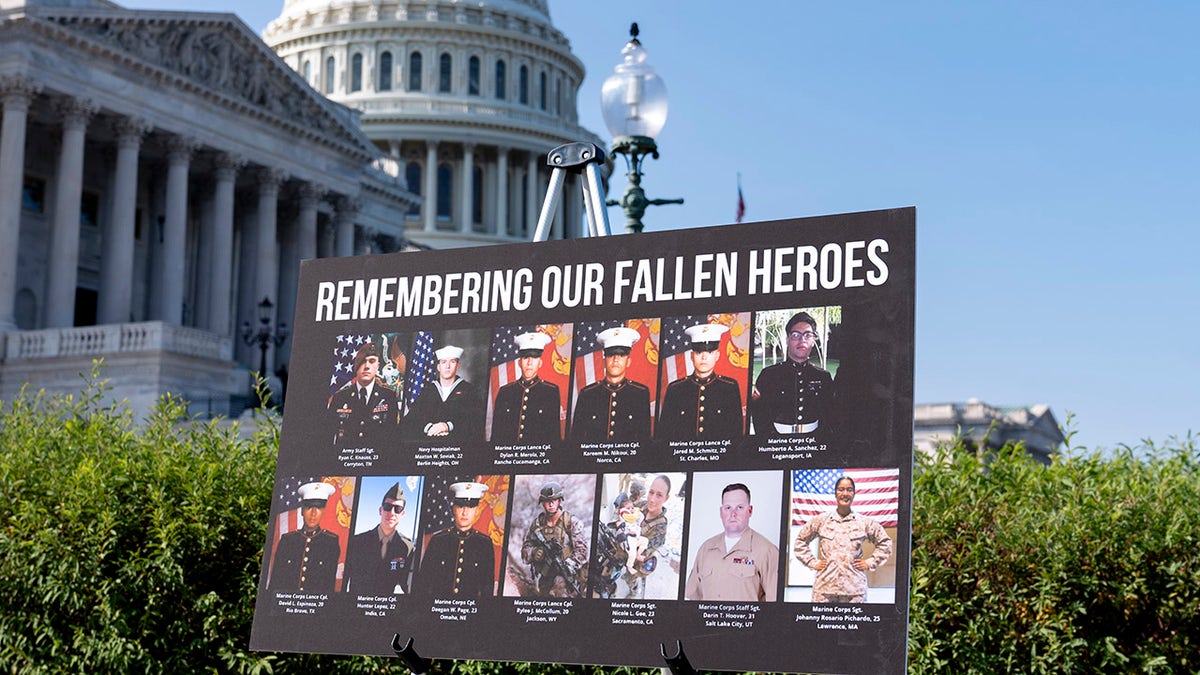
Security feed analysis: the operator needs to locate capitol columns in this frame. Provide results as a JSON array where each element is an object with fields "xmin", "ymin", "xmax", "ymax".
[
  {"xmin": 525, "ymin": 151, "xmax": 538, "ymax": 238},
  {"xmin": 423, "ymin": 140, "xmax": 438, "ymax": 231},
  {"xmin": 0, "ymin": 76, "xmax": 42, "ymax": 330},
  {"xmin": 495, "ymin": 146, "xmax": 509, "ymax": 236},
  {"xmin": 297, "ymin": 182, "xmax": 324, "ymax": 261},
  {"xmin": 460, "ymin": 142, "xmax": 475, "ymax": 233},
  {"xmin": 98, "ymin": 116, "xmax": 150, "ymax": 325},
  {"xmin": 45, "ymin": 97, "xmax": 97, "ymax": 328},
  {"xmin": 334, "ymin": 195, "xmax": 359, "ymax": 258},
  {"xmin": 207, "ymin": 152, "xmax": 244, "ymax": 335},
  {"xmin": 159, "ymin": 135, "xmax": 197, "ymax": 325},
  {"xmin": 276, "ymin": 181, "xmax": 324, "ymax": 362},
  {"xmin": 255, "ymin": 168, "xmax": 286, "ymax": 317}
]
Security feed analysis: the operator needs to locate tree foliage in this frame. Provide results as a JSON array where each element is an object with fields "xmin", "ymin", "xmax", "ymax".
[{"xmin": 1, "ymin": 367, "xmax": 1196, "ymax": 673}]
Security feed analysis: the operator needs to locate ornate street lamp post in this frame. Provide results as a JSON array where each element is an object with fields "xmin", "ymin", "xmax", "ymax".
[
  {"xmin": 601, "ymin": 23, "xmax": 682, "ymax": 233},
  {"xmin": 241, "ymin": 296, "xmax": 289, "ymax": 408}
]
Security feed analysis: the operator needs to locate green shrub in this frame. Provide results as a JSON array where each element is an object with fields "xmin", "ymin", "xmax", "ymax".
[
  {"xmin": 2, "ymin": 367, "xmax": 1195, "ymax": 673},
  {"xmin": 909, "ymin": 435, "xmax": 1200, "ymax": 673}
]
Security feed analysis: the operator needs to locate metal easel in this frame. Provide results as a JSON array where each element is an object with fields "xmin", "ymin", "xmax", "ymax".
[{"xmin": 392, "ymin": 142, "xmax": 694, "ymax": 675}]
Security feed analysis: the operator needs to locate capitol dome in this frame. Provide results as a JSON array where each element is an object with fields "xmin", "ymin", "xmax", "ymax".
[{"xmin": 264, "ymin": 0, "xmax": 605, "ymax": 248}]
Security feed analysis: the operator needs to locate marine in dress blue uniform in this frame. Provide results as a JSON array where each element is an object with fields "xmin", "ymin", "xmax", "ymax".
[
  {"xmin": 657, "ymin": 324, "xmax": 744, "ymax": 439},
  {"xmin": 570, "ymin": 327, "xmax": 651, "ymax": 443},
  {"xmin": 491, "ymin": 332, "xmax": 562, "ymax": 443}
]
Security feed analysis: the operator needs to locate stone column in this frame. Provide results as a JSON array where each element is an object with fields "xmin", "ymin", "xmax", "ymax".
[
  {"xmin": 159, "ymin": 136, "xmax": 195, "ymax": 325},
  {"xmin": 297, "ymin": 183, "xmax": 323, "ymax": 261},
  {"xmin": 525, "ymin": 152, "xmax": 538, "ymax": 239},
  {"xmin": 318, "ymin": 218, "xmax": 335, "ymax": 258},
  {"xmin": 0, "ymin": 76, "xmax": 41, "ymax": 330},
  {"xmin": 207, "ymin": 153, "xmax": 243, "ymax": 335},
  {"xmin": 423, "ymin": 141, "xmax": 437, "ymax": 231},
  {"xmin": 98, "ymin": 117, "xmax": 149, "ymax": 325},
  {"xmin": 459, "ymin": 143, "xmax": 474, "ymax": 232},
  {"xmin": 335, "ymin": 196, "xmax": 358, "ymax": 257},
  {"xmin": 495, "ymin": 146, "xmax": 508, "ymax": 236},
  {"xmin": 254, "ymin": 169, "xmax": 284, "ymax": 312},
  {"xmin": 45, "ymin": 97, "xmax": 96, "ymax": 328}
]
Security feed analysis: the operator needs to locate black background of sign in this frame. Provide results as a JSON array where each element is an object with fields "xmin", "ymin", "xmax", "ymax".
[{"xmin": 250, "ymin": 209, "xmax": 915, "ymax": 675}]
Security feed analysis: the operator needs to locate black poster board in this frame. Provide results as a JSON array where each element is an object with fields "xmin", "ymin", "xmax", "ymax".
[{"xmin": 250, "ymin": 208, "xmax": 915, "ymax": 675}]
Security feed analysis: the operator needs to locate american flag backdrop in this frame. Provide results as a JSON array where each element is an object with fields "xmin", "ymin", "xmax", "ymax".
[
  {"xmin": 791, "ymin": 468, "xmax": 900, "ymax": 528},
  {"xmin": 570, "ymin": 319, "xmax": 661, "ymax": 425},
  {"xmin": 329, "ymin": 334, "xmax": 371, "ymax": 398},
  {"xmin": 485, "ymin": 324, "xmax": 572, "ymax": 439},
  {"xmin": 656, "ymin": 315, "xmax": 750, "ymax": 427},
  {"xmin": 419, "ymin": 474, "xmax": 509, "ymax": 580},
  {"xmin": 267, "ymin": 476, "xmax": 356, "ymax": 590},
  {"xmin": 405, "ymin": 331, "xmax": 436, "ymax": 413}
]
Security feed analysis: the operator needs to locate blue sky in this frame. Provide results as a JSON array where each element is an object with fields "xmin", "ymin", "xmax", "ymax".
[{"xmin": 122, "ymin": 1, "xmax": 1199, "ymax": 451}]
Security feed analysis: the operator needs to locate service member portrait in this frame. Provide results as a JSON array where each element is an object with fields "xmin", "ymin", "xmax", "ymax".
[
  {"xmin": 266, "ymin": 479, "xmax": 346, "ymax": 594},
  {"xmin": 415, "ymin": 480, "xmax": 498, "ymax": 598},
  {"xmin": 656, "ymin": 321, "xmax": 746, "ymax": 440},
  {"xmin": 790, "ymin": 470, "xmax": 897, "ymax": 604},
  {"xmin": 683, "ymin": 471, "xmax": 782, "ymax": 603},
  {"xmin": 749, "ymin": 308, "xmax": 841, "ymax": 439},
  {"xmin": 405, "ymin": 342, "xmax": 486, "ymax": 442},
  {"xmin": 344, "ymin": 476, "xmax": 422, "ymax": 596},
  {"xmin": 328, "ymin": 340, "xmax": 402, "ymax": 450},
  {"xmin": 591, "ymin": 472, "xmax": 685, "ymax": 600},
  {"xmin": 569, "ymin": 324, "xmax": 655, "ymax": 443},
  {"xmin": 504, "ymin": 474, "xmax": 594, "ymax": 598},
  {"xmin": 488, "ymin": 329, "xmax": 567, "ymax": 444}
]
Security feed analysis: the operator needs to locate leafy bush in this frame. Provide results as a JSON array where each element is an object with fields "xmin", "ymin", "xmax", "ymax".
[
  {"xmin": 909, "ymin": 435, "xmax": 1200, "ymax": 673},
  {"xmin": 2, "ymin": 367, "xmax": 1195, "ymax": 673}
]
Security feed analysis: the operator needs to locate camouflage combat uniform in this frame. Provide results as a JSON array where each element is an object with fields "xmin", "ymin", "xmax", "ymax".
[{"xmin": 794, "ymin": 510, "xmax": 892, "ymax": 603}]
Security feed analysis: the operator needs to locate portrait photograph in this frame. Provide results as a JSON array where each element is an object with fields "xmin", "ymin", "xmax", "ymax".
[
  {"xmin": 749, "ymin": 306, "xmax": 842, "ymax": 439},
  {"xmin": 327, "ymin": 333, "xmax": 408, "ymax": 450},
  {"xmin": 590, "ymin": 471, "xmax": 686, "ymax": 600},
  {"xmin": 655, "ymin": 313, "xmax": 751, "ymax": 440},
  {"xmin": 402, "ymin": 328, "xmax": 491, "ymax": 442},
  {"xmin": 568, "ymin": 318, "xmax": 661, "ymax": 443},
  {"xmin": 485, "ymin": 323, "xmax": 573, "ymax": 443},
  {"xmin": 343, "ymin": 475, "xmax": 424, "ymax": 596},
  {"xmin": 265, "ymin": 476, "xmax": 356, "ymax": 595},
  {"xmin": 413, "ymin": 474, "xmax": 509, "ymax": 598},
  {"xmin": 502, "ymin": 473, "xmax": 595, "ymax": 598}
]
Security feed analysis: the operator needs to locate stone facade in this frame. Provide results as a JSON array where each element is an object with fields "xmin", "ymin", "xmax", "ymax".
[{"xmin": 913, "ymin": 400, "xmax": 1064, "ymax": 464}]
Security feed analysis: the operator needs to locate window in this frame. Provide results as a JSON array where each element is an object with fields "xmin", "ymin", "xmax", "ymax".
[
  {"xmin": 408, "ymin": 51, "xmax": 423, "ymax": 92},
  {"xmin": 468, "ymin": 56, "xmax": 480, "ymax": 96},
  {"xmin": 539, "ymin": 72, "xmax": 547, "ymax": 110},
  {"xmin": 439, "ymin": 53, "xmax": 452, "ymax": 93},
  {"xmin": 436, "ymin": 162, "xmax": 453, "ymax": 220},
  {"xmin": 405, "ymin": 162, "xmax": 421, "ymax": 217},
  {"xmin": 519, "ymin": 65, "xmax": 528, "ymax": 104},
  {"xmin": 350, "ymin": 53, "xmax": 363, "ymax": 92},
  {"xmin": 324, "ymin": 56, "xmax": 335, "ymax": 93},
  {"xmin": 303, "ymin": 60, "xmax": 311, "ymax": 84},
  {"xmin": 472, "ymin": 166, "xmax": 484, "ymax": 226},
  {"xmin": 495, "ymin": 59, "xmax": 506, "ymax": 100},
  {"xmin": 379, "ymin": 51, "xmax": 393, "ymax": 91},
  {"xmin": 21, "ymin": 176, "xmax": 44, "ymax": 213}
]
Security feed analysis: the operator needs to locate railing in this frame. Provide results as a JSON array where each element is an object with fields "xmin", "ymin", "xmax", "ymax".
[{"xmin": 4, "ymin": 322, "xmax": 233, "ymax": 362}]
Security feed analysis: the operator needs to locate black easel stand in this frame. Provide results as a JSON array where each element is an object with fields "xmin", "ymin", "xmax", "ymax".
[
  {"xmin": 660, "ymin": 640, "xmax": 698, "ymax": 675},
  {"xmin": 392, "ymin": 634, "xmax": 433, "ymax": 674}
]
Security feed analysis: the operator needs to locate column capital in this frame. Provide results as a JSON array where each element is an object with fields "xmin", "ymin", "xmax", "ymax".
[
  {"xmin": 166, "ymin": 135, "xmax": 198, "ymax": 164},
  {"xmin": 214, "ymin": 152, "xmax": 247, "ymax": 178},
  {"xmin": 0, "ymin": 76, "xmax": 41, "ymax": 109},
  {"xmin": 53, "ymin": 97, "xmax": 98, "ymax": 130},
  {"xmin": 335, "ymin": 195, "xmax": 362, "ymax": 217},
  {"xmin": 257, "ymin": 167, "xmax": 288, "ymax": 192},
  {"xmin": 114, "ymin": 116, "xmax": 151, "ymax": 145},
  {"xmin": 299, "ymin": 182, "xmax": 326, "ymax": 208}
]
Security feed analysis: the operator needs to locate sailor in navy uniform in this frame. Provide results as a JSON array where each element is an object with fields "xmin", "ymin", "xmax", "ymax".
[
  {"xmin": 417, "ymin": 481, "xmax": 495, "ymax": 597},
  {"xmin": 491, "ymin": 332, "xmax": 562, "ymax": 443},
  {"xmin": 570, "ymin": 326, "xmax": 652, "ymax": 442},
  {"xmin": 406, "ymin": 345, "xmax": 485, "ymax": 441},
  {"xmin": 751, "ymin": 311, "xmax": 833, "ymax": 436},
  {"xmin": 657, "ymin": 324, "xmax": 744, "ymax": 439},
  {"xmin": 268, "ymin": 481, "xmax": 341, "ymax": 593},
  {"xmin": 344, "ymin": 482, "xmax": 417, "ymax": 596},
  {"xmin": 329, "ymin": 342, "xmax": 400, "ymax": 448}
]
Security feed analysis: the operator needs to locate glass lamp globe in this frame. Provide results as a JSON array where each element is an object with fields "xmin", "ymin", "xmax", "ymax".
[{"xmin": 601, "ymin": 31, "xmax": 668, "ymax": 140}]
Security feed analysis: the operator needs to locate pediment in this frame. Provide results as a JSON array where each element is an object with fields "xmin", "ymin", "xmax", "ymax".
[{"xmin": 28, "ymin": 8, "xmax": 376, "ymax": 159}]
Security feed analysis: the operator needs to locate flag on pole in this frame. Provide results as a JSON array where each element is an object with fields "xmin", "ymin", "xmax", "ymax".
[{"xmin": 735, "ymin": 174, "xmax": 746, "ymax": 223}]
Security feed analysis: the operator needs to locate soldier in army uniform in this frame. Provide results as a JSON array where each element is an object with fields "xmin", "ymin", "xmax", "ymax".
[
  {"xmin": 520, "ymin": 481, "xmax": 587, "ymax": 597},
  {"xmin": 751, "ymin": 311, "xmax": 833, "ymax": 437},
  {"xmin": 657, "ymin": 324, "xmax": 744, "ymax": 439},
  {"xmin": 619, "ymin": 474, "xmax": 671, "ymax": 599},
  {"xmin": 407, "ymin": 346, "xmax": 485, "ymax": 441},
  {"xmin": 329, "ymin": 342, "xmax": 400, "ymax": 449},
  {"xmin": 570, "ymin": 327, "xmax": 652, "ymax": 443},
  {"xmin": 268, "ymin": 481, "xmax": 342, "ymax": 593},
  {"xmin": 794, "ymin": 476, "xmax": 893, "ymax": 603},
  {"xmin": 417, "ymin": 481, "xmax": 495, "ymax": 597},
  {"xmin": 344, "ymin": 482, "xmax": 417, "ymax": 596},
  {"xmin": 491, "ymin": 332, "xmax": 562, "ymax": 443}
]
